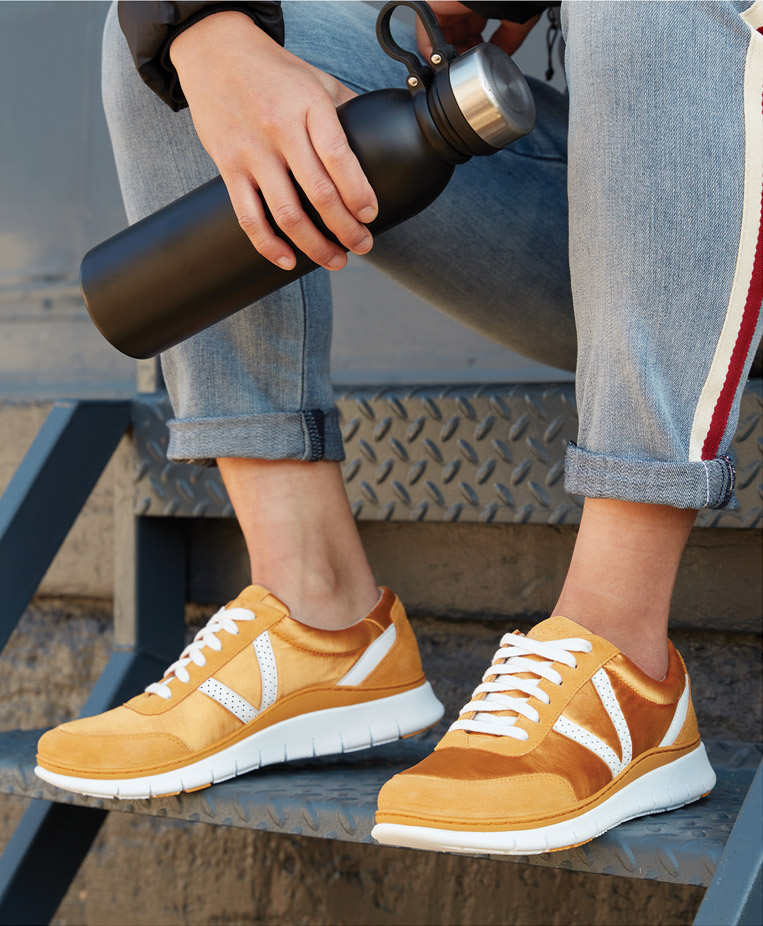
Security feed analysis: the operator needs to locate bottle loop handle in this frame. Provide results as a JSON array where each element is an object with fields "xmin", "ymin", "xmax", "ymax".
[{"xmin": 376, "ymin": 1, "xmax": 457, "ymax": 93}]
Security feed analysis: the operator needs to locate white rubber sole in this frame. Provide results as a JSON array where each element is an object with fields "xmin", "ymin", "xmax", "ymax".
[
  {"xmin": 34, "ymin": 682, "xmax": 444, "ymax": 800},
  {"xmin": 372, "ymin": 743, "xmax": 716, "ymax": 855}
]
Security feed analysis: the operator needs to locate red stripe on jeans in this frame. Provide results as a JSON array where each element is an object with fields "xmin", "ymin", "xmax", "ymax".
[{"xmin": 701, "ymin": 83, "xmax": 763, "ymax": 461}]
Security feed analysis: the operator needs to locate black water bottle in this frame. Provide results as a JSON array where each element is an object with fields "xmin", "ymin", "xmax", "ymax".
[{"xmin": 82, "ymin": 1, "xmax": 535, "ymax": 359}]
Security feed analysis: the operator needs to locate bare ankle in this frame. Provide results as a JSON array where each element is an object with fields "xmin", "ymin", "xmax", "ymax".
[
  {"xmin": 218, "ymin": 457, "xmax": 380, "ymax": 630},
  {"xmin": 551, "ymin": 497, "xmax": 693, "ymax": 681},
  {"xmin": 555, "ymin": 605, "xmax": 670, "ymax": 680},
  {"xmin": 249, "ymin": 566, "xmax": 379, "ymax": 630}
]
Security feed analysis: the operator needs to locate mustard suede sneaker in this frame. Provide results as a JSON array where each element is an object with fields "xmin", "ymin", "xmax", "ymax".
[
  {"xmin": 372, "ymin": 617, "xmax": 716, "ymax": 855},
  {"xmin": 35, "ymin": 585, "xmax": 443, "ymax": 799}
]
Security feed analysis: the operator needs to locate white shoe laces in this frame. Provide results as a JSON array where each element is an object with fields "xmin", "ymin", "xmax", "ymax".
[
  {"xmin": 145, "ymin": 606, "xmax": 256, "ymax": 700},
  {"xmin": 450, "ymin": 633, "xmax": 593, "ymax": 739}
]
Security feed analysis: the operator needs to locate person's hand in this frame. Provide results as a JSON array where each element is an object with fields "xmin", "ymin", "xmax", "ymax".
[
  {"xmin": 170, "ymin": 11, "xmax": 378, "ymax": 271},
  {"xmin": 416, "ymin": 2, "xmax": 540, "ymax": 60}
]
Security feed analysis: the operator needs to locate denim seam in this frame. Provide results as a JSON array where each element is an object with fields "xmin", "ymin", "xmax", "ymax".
[
  {"xmin": 303, "ymin": 410, "xmax": 325, "ymax": 462},
  {"xmin": 299, "ymin": 413, "xmax": 310, "ymax": 462},
  {"xmin": 298, "ymin": 275, "xmax": 308, "ymax": 412},
  {"xmin": 701, "ymin": 460, "xmax": 711, "ymax": 508},
  {"xmin": 298, "ymin": 275, "xmax": 309, "ymax": 459},
  {"xmin": 719, "ymin": 454, "xmax": 736, "ymax": 509}
]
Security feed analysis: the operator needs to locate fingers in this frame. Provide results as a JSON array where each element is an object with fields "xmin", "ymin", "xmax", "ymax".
[
  {"xmin": 419, "ymin": 7, "xmax": 486, "ymax": 56},
  {"xmin": 449, "ymin": 13, "xmax": 484, "ymax": 52},
  {"xmin": 258, "ymin": 165, "xmax": 348, "ymax": 270},
  {"xmin": 306, "ymin": 103, "xmax": 377, "ymax": 224},
  {"xmin": 230, "ymin": 103, "xmax": 377, "ymax": 271},
  {"xmin": 228, "ymin": 143, "xmax": 371, "ymax": 273},
  {"xmin": 205, "ymin": 71, "xmax": 378, "ymax": 270},
  {"xmin": 286, "ymin": 148, "xmax": 374, "ymax": 262},
  {"xmin": 224, "ymin": 170, "xmax": 298, "ymax": 270}
]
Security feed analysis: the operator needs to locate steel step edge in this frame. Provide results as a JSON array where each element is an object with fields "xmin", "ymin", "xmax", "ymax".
[{"xmin": 0, "ymin": 731, "xmax": 758, "ymax": 886}]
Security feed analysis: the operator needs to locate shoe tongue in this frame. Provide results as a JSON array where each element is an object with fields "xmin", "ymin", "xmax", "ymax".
[
  {"xmin": 527, "ymin": 615, "xmax": 589, "ymax": 642},
  {"xmin": 227, "ymin": 585, "xmax": 290, "ymax": 616}
]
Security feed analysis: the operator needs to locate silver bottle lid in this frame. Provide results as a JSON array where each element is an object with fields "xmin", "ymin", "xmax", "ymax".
[{"xmin": 447, "ymin": 44, "xmax": 536, "ymax": 149}]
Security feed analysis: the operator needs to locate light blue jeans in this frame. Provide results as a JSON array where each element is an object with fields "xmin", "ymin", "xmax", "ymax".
[{"xmin": 102, "ymin": 0, "xmax": 763, "ymax": 509}]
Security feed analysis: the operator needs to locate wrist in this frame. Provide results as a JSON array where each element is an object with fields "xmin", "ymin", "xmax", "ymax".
[{"xmin": 169, "ymin": 9, "xmax": 267, "ymax": 71}]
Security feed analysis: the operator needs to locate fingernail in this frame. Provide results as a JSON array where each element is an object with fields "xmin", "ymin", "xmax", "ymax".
[
  {"xmin": 327, "ymin": 254, "xmax": 346, "ymax": 270},
  {"xmin": 354, "ymin": 234, "xmax": 373, "ymax": 255},
  {"xmin": 277, "ymin": 256, "xmax": 294, "ymax": 270},
  {"xmin": 357, "ymin": 205, "xmax": 378, "ymax": 223}
]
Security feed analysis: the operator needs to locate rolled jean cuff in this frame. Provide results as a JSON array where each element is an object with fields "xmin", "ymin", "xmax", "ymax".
[
  {"xmin": 564, "ymin": 443, "xmax": 736, "ymax": 510},
  {"xmin": 166, "ymin": 408, "xmax": 345, "ymax": 465}
]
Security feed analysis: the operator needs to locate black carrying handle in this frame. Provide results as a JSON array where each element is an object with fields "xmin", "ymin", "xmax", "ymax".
[{"xmin": 376, "ymin": 1, "xmax": 457, "ymax": 92}]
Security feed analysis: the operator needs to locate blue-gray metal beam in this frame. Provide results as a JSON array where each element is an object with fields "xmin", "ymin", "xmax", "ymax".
[
  {"xmin": 694, "ymin": 758, "xmax": 763, "ymax": 926},
  {"xmin": 0, "ymin": 802, "xmax": 107, "ymax": 926},
  {"xmin": 0, "ymin": 648, "xmax": 171, "ymax": 926},
  {"xmin": 0, "ymin": 503, "xmax": 187, "ymax": 925},
  {"xmin": 0, "ymin": 399, "xmax": 131, "ymax": 652}
]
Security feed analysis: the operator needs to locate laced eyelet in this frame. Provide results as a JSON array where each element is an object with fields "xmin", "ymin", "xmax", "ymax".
[{"xmin": 443, "ymin": 634, "xmax": 593, "ymax": 740}]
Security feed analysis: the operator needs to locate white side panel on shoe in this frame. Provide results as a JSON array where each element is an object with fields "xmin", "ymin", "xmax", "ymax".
[
  {"xmin": 199, "ymin": 632, "xmax": 279, "ymax": 723},
  {"xmin": 198, "ymin": 679, "xmax": 257, "ymax": 724},
  {"xmin": 338, "ymin": 624, "xmax": 397, "ymax": 686},
  {"xmin": 552, "ymin": 715, "xmax": 624, "ymax": 778},
  {"xmin": 591, "ymin": 668, "xmax": 632, "ymax": 769},
  {"xmin": 553, "ymin": 669, "xmax": 632, "ymax": 778},
  {"xmin": 253, "ymin": 631, "xmax": 278, "ymax": 711},
  {"xmin": 659, "ymin": 675, "xmax": 690, "ymax": 747}
]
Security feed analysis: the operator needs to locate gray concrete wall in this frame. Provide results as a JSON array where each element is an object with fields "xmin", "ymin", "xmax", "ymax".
[{"xmin": 0, "ymin": 1, "xmax": 135, "ymax": 399}]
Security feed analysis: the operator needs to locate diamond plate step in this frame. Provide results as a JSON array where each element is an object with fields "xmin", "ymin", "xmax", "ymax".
[
  {"xmin": 1, "ymin": 731, "xmax": 758, "ymax": 887},
  {"xmin": 131, "ymin": 381, "xmax": 763, "ymax": 528}
]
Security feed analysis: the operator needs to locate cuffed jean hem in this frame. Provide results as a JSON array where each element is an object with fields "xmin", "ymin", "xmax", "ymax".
[
  {"xmin": 166, "ymin": 408, "xmax": 345, "ymax": 465},
  {"xmin": 564, "ymin": 443, "xmax": 737, "ymax": 510}
]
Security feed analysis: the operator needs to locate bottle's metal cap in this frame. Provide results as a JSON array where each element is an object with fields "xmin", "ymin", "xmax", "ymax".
[{"xmin": 447, "ymin": 44, "xmax": 536, "ymax": 149}]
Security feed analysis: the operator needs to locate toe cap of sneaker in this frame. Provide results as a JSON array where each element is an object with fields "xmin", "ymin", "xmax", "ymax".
[
  {"xmin": 376, "ymin": 748, "xmax": 578, "ymax": 827},
  {"xmin": 37, "ymin": 718, "xmax": 191, "ymax": 776}
]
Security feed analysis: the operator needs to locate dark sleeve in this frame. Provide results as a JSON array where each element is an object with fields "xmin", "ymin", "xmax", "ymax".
[
  {"xmin": 463, "ymin": 2, "xmax": 558, "ymax": 23},
  {"xmin": 117, "ymin": 1, "xmax": 284, "ymax": 112}
]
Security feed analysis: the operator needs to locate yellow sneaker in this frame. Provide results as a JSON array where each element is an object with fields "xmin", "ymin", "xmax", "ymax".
[
  {"xmin": 35, "ymin": 585, "xmax": 443, "ymax": 799},
  {"xmin": 373, "ymin": 617, "xmax": 716, "ymax": 854}
]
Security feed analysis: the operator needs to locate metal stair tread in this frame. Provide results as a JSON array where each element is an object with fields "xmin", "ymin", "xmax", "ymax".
[
  {"xmin": 1, "ymin": 730, "xmax": 758, "ymax": 886},
  {"xmin": 131, "ymin": 382, "xmax": 763, "ymax": 527}
]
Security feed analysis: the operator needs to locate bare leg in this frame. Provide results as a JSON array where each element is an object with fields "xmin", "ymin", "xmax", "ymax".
[
  {"xmin": 553, "ymin": 498, "xmax": 697, "ymax": 680},
  {"xmin": 217, "ymin": 457, "xmax": 379, "ymax": 630},
  {"xmin": 220, "ymin": 456, "xmax": 696, "ymax": 664}
]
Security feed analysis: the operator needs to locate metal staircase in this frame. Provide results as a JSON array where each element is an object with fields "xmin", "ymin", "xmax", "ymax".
[{"xmin": 0, "ymin": 382, "xmax": 760, "ymax": 925}]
